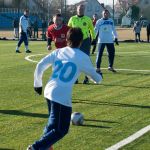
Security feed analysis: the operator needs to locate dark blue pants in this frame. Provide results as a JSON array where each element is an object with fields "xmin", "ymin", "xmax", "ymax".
[
  {"xmin": 96, "ymin": 43, "xmax": 115, "ymax": 68},
  {"xmin": 17, "ymin": 32, "xmax": 28, "ymax": 47},
  {"xmin": 80, "ymin": 38, "xmax": 91, "ymax": 56},
  {"xmin": 32, "ymin": 100, "xmax": 72, "ymax": 150}
]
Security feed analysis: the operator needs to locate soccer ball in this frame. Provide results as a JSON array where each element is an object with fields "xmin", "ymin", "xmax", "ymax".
[{"xmin": 71, "ymin": 112, "xmax": 84, "ymax": 126}]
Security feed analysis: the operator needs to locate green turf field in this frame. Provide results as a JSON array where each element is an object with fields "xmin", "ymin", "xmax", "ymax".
[{"xmin": 0, "ymin": 41, "xmax": 150, "ymax": 150}]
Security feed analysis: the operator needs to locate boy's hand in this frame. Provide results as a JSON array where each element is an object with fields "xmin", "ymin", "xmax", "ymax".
[
  {"xmin": 115, "ymin": 38, "xmax": 119, "ymax": 45},
  {"xmin": 34, "ymin": 87, "xmax": 42, "ymax": 95}
]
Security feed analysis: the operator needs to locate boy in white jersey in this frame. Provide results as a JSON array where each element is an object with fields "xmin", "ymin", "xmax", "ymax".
[
  {"xmin": 27, "ymin": 28, "xmax": 102, "ymax": 150},
  {"xmin": 16, "ymin": 9, "xmax": 31, "ymax": 53},
  {"xmin": 95, "ymin": 9, "xmax": 119, "ymax": 73}
]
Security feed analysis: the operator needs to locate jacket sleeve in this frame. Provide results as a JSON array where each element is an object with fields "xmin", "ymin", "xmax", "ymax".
[
  {"xmin": 34, "ymin": 52, "xmax": 55, "ymax": 87},
  {"xmin": 112, "ymin": 20, "xmax": 118, "ymax": 39},
  {"xmin": 68, "ymin": 17, "xmax": 73, "ymax": 27},
  {"xmin": 80, "ymin": 55, "xmax": 102, "ymax": 83},
  {"xmin": 88, "ymin": 18, "xmax": 96, "ymax": 40}
]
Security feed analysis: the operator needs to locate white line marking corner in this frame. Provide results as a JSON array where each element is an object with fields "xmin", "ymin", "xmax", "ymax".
[{"xmin": 106, "ymin": 125, "xmax": 150, "ymax": 150}]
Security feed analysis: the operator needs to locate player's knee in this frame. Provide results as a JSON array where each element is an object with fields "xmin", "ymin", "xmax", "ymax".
[{"xmin": 56, "ymin": 128, "xmax": 69, "ymax": 139}]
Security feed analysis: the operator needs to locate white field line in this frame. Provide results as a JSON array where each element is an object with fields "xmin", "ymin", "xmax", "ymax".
[
  {"xmin": 25, "ymin": 53, "xmax": 46, "ymax": 63},
  {"xmin": 105, "ymin": 125, "xmax": 150, "ymax": 150},
  {"xmin": 25, "ymin": 53, "xmax": 150, "ymax": 72},
  {"xmin": 101, "ymin": 68, "xmax": 150, "ymax": 72}
]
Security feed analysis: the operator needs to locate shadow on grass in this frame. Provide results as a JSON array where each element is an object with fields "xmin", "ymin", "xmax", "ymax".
[
  {"xmin": 0, "ymin": 110, "xmax": 113, "ymax": 129},
  {"xmin": 0, "ymin": 110, "xmax": 48, "ymax": 118},
  {"xmin": 81, "ymin": 124, "xmax": 111, "ymax": 129},
  {"xmin": 72, "ymin": 99, "xmax": 150, "ymax": 109},
  {"xmin": 0, "ymin": 148, "xmax": 15, "ymax": 150},
  {"xmin": 84, "ymin": 119, "xmax": 118, "ymax": 124},
  {"xmin": 75, "ymin": 81, "xmax": 150, "ymax": 89}
]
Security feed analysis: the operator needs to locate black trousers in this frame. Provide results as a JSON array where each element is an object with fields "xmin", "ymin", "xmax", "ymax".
[{"xmin": 96, "ymin": 43, "xmax": 115, "ymax": 69}]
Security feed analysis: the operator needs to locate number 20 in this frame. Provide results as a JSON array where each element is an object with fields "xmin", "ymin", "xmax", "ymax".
[{"xmin": 52, "ymin": 60, "xmax": 77, "ymax": 82}]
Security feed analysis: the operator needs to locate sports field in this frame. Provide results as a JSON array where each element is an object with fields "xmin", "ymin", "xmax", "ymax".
[{"xmin": 0, "ymin": 41, "xmax": 150, "ymax": 150}]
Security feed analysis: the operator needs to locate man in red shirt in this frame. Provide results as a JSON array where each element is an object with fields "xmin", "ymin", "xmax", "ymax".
[
  {"xmin": 47, "ymin": 14, "xmax": 69, "ymax": 50},
  {"xmin": 92, "ymin": 13, "xmax": 98, "ymax": 26}
]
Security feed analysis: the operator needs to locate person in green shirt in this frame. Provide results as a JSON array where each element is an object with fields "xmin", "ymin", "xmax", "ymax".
[{"xmin": 68, "ymin": 4, "xmax": 96, "ymax": 84}]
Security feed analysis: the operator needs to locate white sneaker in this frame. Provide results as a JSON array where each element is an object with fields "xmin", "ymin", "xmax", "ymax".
[{"xmin": 27, "ymin": 145, "xmax": 35, "ymax": 150}]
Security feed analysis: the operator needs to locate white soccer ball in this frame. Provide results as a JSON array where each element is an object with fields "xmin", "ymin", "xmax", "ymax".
[{"xmin": 71, "ymin": 112, "xmax": 84, "ymax": 126}]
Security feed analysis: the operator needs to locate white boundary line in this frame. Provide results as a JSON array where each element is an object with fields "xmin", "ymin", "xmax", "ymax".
[
  {"xmin": 101, "ymin": 68, "xmax": 150, "ymax": 72},
  {"xmin": 25, "ymin": 53, "xmax": 150, "ymax": 73},
  {"xmin": 106, "ymin": 125, "xmax": 150, "ymax": 150},
  {"xmin": 25, "ymin": 53, "xmax": 46, "ymax": 63}
]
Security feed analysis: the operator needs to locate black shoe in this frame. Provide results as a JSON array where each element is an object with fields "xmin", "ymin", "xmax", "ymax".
[
  {"xmin": 26, "ymin": 50, "xmax": 32, "ymax": 53},
  {"xmin": 75, "ymin": 79, "xmax": 79, "ymax": 84},
  {"xmin": 83, "ymin": 77, "xmax": 89, "ymax": 84},
  {"xmin": 16, "ymin": 50, "xmax": 21, "ymax": 53},
  {"xmin": 108, "ymin": 67, "xmax": 117, "ymax": 73}
]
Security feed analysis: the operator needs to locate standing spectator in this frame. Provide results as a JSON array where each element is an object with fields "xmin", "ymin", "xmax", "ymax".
[
  {"xmin": 47, "ymin": 14, "xmax": 69, "ymax": 50},
  {"xmin": 33, "ymin": 19, "xmax": 39, "ymax": 38},
  {"xmin": 133, "ymin": 21, "xmax": 142, "ymax": 42},
  {"xmin": 42, "ymin": 19, "xmax": 47, "ymax": 40},
  {"xmin": 13, "ymin": 17, "xmax": 19, "ymax": 38},
  {"xmin": 27, "ymin": 27, "xmax": 102, "ymax": 150},
  {"xmin": 91, "ymin": 14, "xmax": 99, "ymax": 54},
  {"xmin": 16, "ymin": 9, "xmax": 31, "ymax": 53},
  {"xmin": 95, "ymin": 9, "xmax": 119, "ymax": 73},
  {"xmin": 146, "ymin": 22, "xmax": 150, "ymax": 43},
  {"xmin": 68, "ymin": 4, "xmax": 96, "ymax": 84},
  {"xmin": 92, "ymin": 13, "xmax": 98, "ymax": 26}
]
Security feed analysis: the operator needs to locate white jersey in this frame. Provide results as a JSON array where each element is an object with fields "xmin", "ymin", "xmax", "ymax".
[
  {"xmin": 19, "ymin": 15, "xmax": 29, "ymax": 33},
  {"xmin": 34, "ymin": 47, "xmax": 102, "ymax": 107},
  {"xmin": 95, "ymin": 18, "xmax": 118, "ymax": 43}
]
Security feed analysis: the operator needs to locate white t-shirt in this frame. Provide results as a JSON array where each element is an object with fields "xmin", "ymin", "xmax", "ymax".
[
  {"xmin": 95, "ymin": 18, "xmax": 118, "ymax": 43},
  {"xmin": 19, "ymin": 15, "xmax": 29, "ymax": 33},
  {"xmin": 34, "ymin": 47, "xmax": 102, "ymax": 107}
]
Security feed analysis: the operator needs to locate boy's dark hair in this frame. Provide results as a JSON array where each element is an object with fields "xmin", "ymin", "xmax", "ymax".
[
  {"xmin": 24, "ymin": 9, "xmax": 29, "ymax": 13},
  {"xmin": 67, "ymin": 27, "xmax": 83, "ymax": 48}
]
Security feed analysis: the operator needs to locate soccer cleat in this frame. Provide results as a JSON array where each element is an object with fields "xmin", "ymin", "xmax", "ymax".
[
  {"xmin": 108, "ymin": 67, "xmax": 117, "ymax": 73},
  {"xmin": 26, "ymin": 50, "xmax": 32, "ymax": 53},
  {"xmin": 83, "ymin": 77, "xmax": 89, "ymax": 84},
  {"xmin": 27, "ymin": 145, "xmax": 35, "ymax": 150},
  {"xmin": 16, "ymin": 50, "xmax": 21, "ymax": 53}
]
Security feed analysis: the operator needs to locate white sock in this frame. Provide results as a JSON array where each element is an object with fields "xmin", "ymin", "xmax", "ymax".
[
  {"xmin": 25, "ymin": 45, "xmax": 29, "ymax": 51},
  {"xmin": 16, "ymin": 46, "xmax": 19, "ymax": 51}
]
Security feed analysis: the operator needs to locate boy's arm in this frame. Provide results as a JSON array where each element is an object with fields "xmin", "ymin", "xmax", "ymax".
[
  {"xmin": 80, "ymin": 56, "xmax": 102, "ymax": 83},
  {"xmin": 88, "ymin": 18, "xmax": 96, "ymax": 40},
  {"xmin": 34, "ymin": 52, "xmax": 55, "ymax": 89}
]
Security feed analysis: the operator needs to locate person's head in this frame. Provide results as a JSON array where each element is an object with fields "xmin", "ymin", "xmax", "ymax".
[
  {"xmin": 67, "ymin": 27, "xmax": 83, "ymax": 48},
  {"xmin": 93, "ymin": 14, "xmax": 98, "ymax": 20},
  {"xmin": 53, "ymin": 14, "xmax": 63, "ymax": 27},
  {"xmin": 102, "ymin": 9, "xmax": 110, "ymax": 19},
  {"xmin": 24, "ymin": 9, "xmax": 29, "ymax": 16},
  {"xmin": 77, "ymin": 4, "xmax": 85, "ymax": 16}
]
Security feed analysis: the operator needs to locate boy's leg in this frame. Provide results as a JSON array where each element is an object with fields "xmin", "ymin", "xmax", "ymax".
[
  {"xmin": 23, "ymin": 33, "xmax": 31, "ymax": 53},
  {"xmin": 96, "ymin": 43, "xmax": 105, "ymax": 70},
  {"xmin": 106, "ymin": 43, "xmax": 116, "ymax": 72},
  {"xmin": 138, "ymin": 33, "xmax": 141, "ymax": 41},
  {"xmin": 16, "ymin": 34, "xmax": 24, "ymax": 52},
  {"xmin": 32, "ymin": 101, "xmax": 72, "ymax": 150}
]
